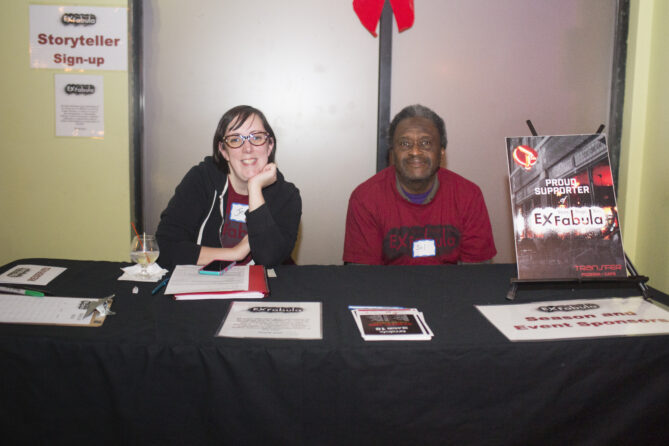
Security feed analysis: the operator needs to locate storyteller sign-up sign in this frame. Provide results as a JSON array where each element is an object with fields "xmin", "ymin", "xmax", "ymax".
[{"xmin": 29, "ymin": 5, "xmax": 127, "ymax": 71}]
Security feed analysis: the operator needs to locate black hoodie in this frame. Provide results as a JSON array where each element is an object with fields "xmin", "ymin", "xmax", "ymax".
[{"xmin": 156, "ymin": 156, "xmax": 301, "ymax": 269}]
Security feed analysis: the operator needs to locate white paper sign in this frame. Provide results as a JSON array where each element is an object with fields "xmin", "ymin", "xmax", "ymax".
[
  {"xmin": 55, "ymin": 74, "xmax": 104, "ymax": 137},
  {"xmin": 476, "ymin": 297, "xmax": 669, "ymax": 341},
  {"xmin": 29, "ymin": 5, "xmax": 127, "ymax": 71},
  {"xmin": 218, "ymin": 301, "xmax": 323, "ymax": 339}
]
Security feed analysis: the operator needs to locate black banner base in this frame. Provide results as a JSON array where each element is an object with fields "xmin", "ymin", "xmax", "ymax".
[{"xmin": 506, "ymin": 275, "xmax": 650, "ymax": 301}]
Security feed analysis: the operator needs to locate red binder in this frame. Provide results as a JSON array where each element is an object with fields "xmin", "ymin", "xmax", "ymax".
[{"xmin": 173, "ymin": 265, "xmax": 269, "ymax": 300}]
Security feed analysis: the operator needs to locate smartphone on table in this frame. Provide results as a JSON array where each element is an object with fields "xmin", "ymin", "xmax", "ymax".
[{"xmin": 199, "ymin": 260, "xmax": 236, "ymax": 276}]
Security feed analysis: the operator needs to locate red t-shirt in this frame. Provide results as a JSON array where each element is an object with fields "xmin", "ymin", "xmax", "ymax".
[
  {"xmin": 343, "ymin": 167, "xmax": 496, "ymax": 265},
  {"xmin": 220, "ymin": 184, "xmax": 252, "ymax": 264}
]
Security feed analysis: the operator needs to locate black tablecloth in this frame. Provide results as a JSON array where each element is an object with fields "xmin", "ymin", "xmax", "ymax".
[{"xmin": 1, "ymin": 258, "xmax": 668, "ymax": 445}]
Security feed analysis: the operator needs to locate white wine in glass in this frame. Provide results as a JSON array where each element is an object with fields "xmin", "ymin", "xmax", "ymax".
[{"xmin": 130, "ymin": 234, "xmax": 160, "ymax": 277}]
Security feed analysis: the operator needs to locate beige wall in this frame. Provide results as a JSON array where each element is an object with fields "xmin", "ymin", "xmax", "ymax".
[
  {"xmin": 0, "ymin": 0, "xmax": 130, "ymax": 265},
  {"xmin": 619, "ymin": 0, "xmax": 669, "ymax": 293}
]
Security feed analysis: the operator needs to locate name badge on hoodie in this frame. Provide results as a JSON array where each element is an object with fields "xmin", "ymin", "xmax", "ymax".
[{"xmin": 230, "ymin": 203, "xmax": 249, "ymax": 223}]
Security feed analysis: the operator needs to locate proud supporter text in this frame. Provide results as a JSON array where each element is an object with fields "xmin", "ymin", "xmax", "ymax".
[{"xmin": 535, "ymin": 178, "xmax": 590, "ymax": 196}]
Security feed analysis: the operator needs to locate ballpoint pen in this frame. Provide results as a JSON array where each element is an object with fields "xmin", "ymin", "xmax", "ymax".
[
  {"xmin": 151, "ymin": 276, "xmax": 170, "ymax": 295},
  {"xmin": 348, "ymin": 305, "xmax": 407, "ymax": 310},
  {"xmin": 0, "ymin": 285, "xmax": 46, "ymax": 297}
]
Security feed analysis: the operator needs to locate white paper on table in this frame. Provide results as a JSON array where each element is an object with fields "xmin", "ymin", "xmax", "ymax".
[
  {"xmin": 0, "ymin": 265, "xmax": 66, "ymax": 286},
  {"xmin": 164, "ymin": 265, "xmax": 249, "ymax": 295},
  {"xmin": 217, "ymin": 301, "xmax": 322, "ymax": 340}
]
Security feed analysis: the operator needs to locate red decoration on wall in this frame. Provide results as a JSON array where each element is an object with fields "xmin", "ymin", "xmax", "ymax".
[{"xmin": 353, "ymin": 0, "xmax": 415, "ymax": 37}]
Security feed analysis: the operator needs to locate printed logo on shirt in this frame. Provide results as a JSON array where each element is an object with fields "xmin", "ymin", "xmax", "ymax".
[
  {"xmin": 383, "ymin": 225, "xmax": 460, "ymax": 260},
  {"xmin": 230, "ymin": 203, "xmax": 249, "ymax": 223},
  {"xmin": 221, "ymin": 222, "xmax": 247, "ymax": 243}
]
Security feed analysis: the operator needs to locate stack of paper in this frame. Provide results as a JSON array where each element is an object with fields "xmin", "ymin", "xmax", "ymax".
[
  {"xmin": 350, "ymin": 307, "xmax": 433, "ymax": 341},
  {"xmin": 164, "ymin": 265, "xmax": 268, "ymax": 300}
]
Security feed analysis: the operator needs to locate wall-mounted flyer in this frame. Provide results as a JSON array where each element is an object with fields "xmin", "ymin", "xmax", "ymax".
[
  {"xmin": 55, "ymin": 74, "xmax": 103, "ymax": 138},
  {"xmin": 506, "ymin": 134, "xmax": 626, "ymax": 280},
  {"xmin": 29, "ymin": 5, "xmax": 127, "ymax": 71}
]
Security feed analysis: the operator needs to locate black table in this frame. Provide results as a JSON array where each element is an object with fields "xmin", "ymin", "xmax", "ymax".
[{"xmin": 1, "ymin": 258, "xmax": 668, "ymax": 445}]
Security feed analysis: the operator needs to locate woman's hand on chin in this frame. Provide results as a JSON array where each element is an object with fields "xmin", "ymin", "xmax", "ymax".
[
  {"xmin": 248, "ymin": 163, "xmax": 277, "ymax": 191},
  {"xmin": 247, "ymin": 163, "xmax": 276, "ymax": 212}
]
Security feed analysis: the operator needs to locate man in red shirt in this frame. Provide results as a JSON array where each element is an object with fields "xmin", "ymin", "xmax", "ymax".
[{"xmin": 343, "ymin": 104, "xmax": 496, "ymax": 265}]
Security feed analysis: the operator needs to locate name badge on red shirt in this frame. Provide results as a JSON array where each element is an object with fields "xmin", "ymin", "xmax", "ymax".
[
  {"xmin": 230, "ymin": 203, "xmax": 249, "ymax": 223},
  {"xmin": 413, "ymin": 239, "xmax": 436, "ymax": 258}
]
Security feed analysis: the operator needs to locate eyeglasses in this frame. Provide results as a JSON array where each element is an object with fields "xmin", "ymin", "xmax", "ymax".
[
  {"xmin": 395, "ymin": 138, "xmax": 436, "ymax": 152},
  {"xmin": 223, "ymin": 132, "xmax": 270, "ymax": 149}
]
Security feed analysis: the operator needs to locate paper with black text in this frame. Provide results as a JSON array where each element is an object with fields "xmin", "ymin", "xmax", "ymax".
[
  {"xmin": 0, "ymin": 264, "xmax": 66, "ymax": 286},
  {"xmin": 217, "ymin": 301, "xmax": 322, "ymax": 339}
]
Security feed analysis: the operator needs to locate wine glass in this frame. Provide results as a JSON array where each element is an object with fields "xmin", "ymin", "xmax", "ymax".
[{"xmin": 130, "ymin": 234, "xmax": 160, "ymax": 278}]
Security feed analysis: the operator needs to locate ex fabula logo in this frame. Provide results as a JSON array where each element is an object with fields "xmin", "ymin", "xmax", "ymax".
[
  {"xmin": 62, "ymin": 13, "xmax": 97, "ymax": 25},
  {"xmin": 538, "ymin": 304, "xmax": 600, "ymax": 313},
  {"xmin": 248, "ymin": 307, "xmax": 304, "ymax": 313},
  {"xmin": 512, "ymin": 145, "xmax": 538, "ymax": 170},
  {"xmin": 65, "ymin": 84, "xmax": 95, "ymax": 95}
]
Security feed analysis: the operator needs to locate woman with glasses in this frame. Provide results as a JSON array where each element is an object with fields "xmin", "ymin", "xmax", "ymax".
[{"xmin": 156, "ymin": 105, "xmax": 302, "ymax": 269}]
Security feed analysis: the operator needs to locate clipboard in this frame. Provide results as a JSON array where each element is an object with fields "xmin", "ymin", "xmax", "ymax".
[{"xmin": 0, "ymin": 294, "xmax": 114, "ymax": 327}]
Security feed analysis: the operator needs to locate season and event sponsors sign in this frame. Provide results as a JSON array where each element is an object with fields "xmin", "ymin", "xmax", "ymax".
[
  {"xmin": 29, "ymin": 5, "xmax": 127, "ymax": 71},
  {"xmin": 476, "ymin": 297, "xmax": 669, "ymax": 341}
]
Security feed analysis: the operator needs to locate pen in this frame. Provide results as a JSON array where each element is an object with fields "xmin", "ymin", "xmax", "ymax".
[
  {"xmin": 0, "ymin": 285, "xmax": 46, "ymax": 297},
  {"xmin": 151, "ymin": 276, "xmax": 170, "ymax": 295},
  {"xmin": 348, "ymin": 305, "xmax": 408, "ymax": 310}
]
